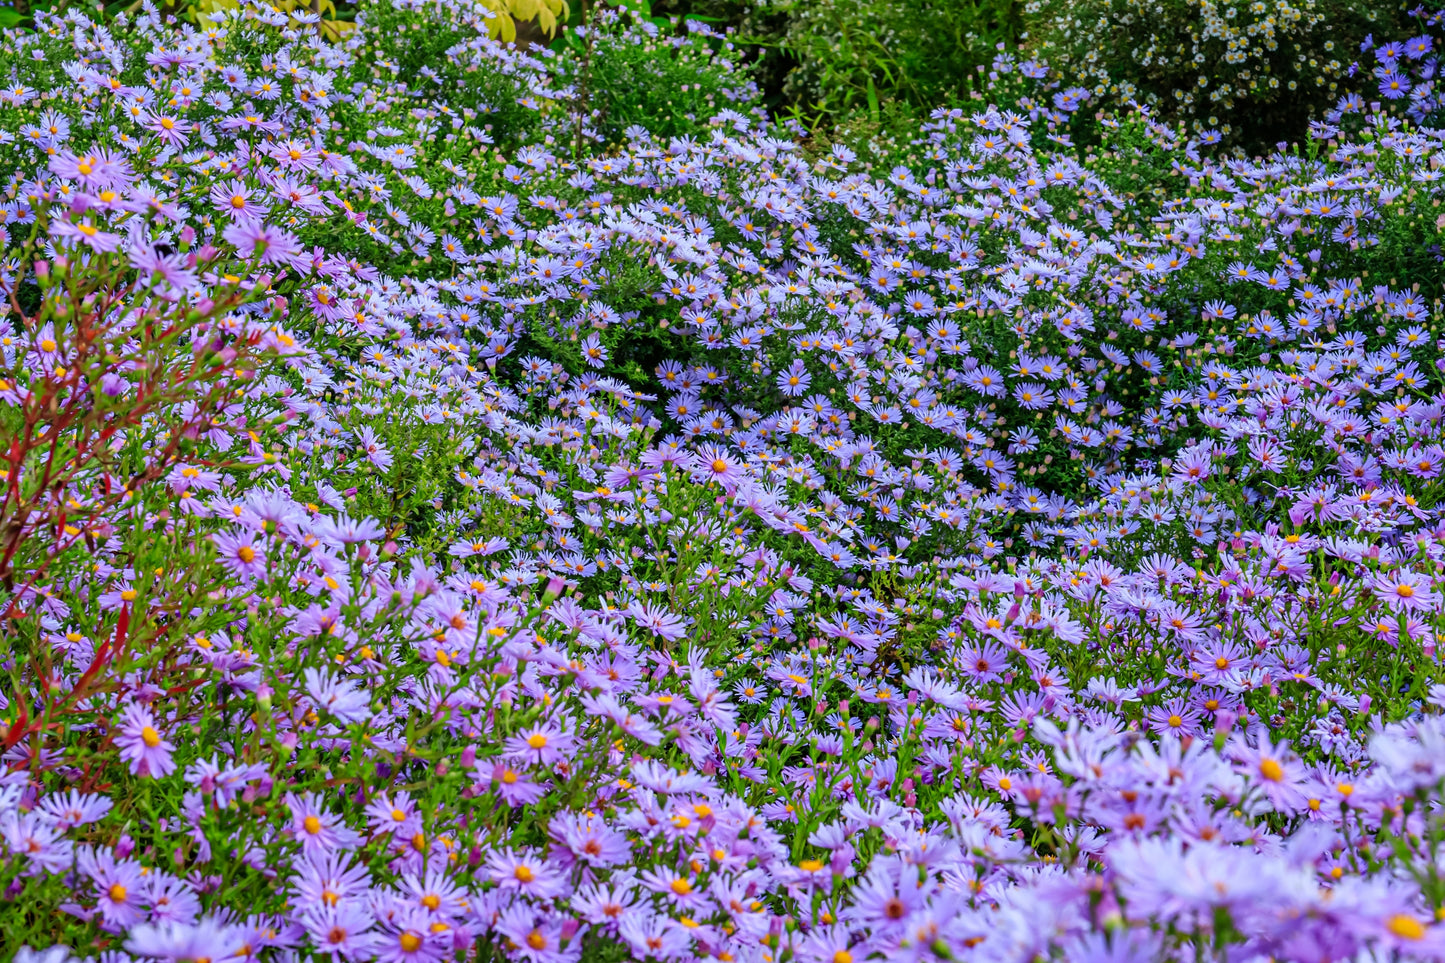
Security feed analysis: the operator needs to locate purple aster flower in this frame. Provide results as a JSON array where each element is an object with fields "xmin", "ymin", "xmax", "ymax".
[
  {"xmin": 116, "ymin": 702, "xmax": 177, "ymax": 778},
  {"xmin": 301, "ymin": 901, "xmax": 378, "ymax": 960},
  {"xmin": 80, "ymin": 846, "xmax": 147, "ymax": 930},
  {"xmin": 1372, "ymin": 570, "xmax": 1439, "ymax": 612},
  {"xmin": 485, "ymin": 848, "xmax": 570, "ymax": 899},
  {"xmin": 51, "ymin": 219, "xmax": 123, "ymax": 253},
  {"xmin": 144, "ymin": 112, "xmax": 190, "ymax": 148},
  {"xmin": 129, "ymin": 243, "xmax": 200, "ymax": 298},
  {"xmin": 285, "ymin": 792, "xmax": 362, "ymax": 857},
  {"xmin": 506, "ymin": 722, "xmax": 577, "ymax": 766},
  {"xmin": 375, "ymin": 907, "xmax": 449, "ymax": 963},
  {"xmin": 212, "ymin": 530, "xmax": 266, "ymax": 582},
  {"xmin": 209, "ymin": 179, "xmax": 268, "ymax": 221},
  {"xmin": 221, "ymin": 219, "xmax": 302, "ymax": 267},
  {"xmin": 124, "ymin": 917, "xmax": 246, "ymax": 961},
  {"xmin": 304, "ymin": 668, "xmax": 372, "ymax": 725},
  {"xmin": 694, "ymin": 445, "xmax": 744, "ymax": 489}
]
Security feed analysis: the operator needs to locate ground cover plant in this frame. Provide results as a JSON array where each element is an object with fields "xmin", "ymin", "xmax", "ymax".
[{"xmin": 3, "ymin": 1, "xmax": 1445, "ymax": 961}]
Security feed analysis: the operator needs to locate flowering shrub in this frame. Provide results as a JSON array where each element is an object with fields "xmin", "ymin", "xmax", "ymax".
[
  {"xmin": 766, "ymin": 0, "xmax": 1020, "ymax": 124},
  {"xmin": 2, "ymin": 2, "xmax": 1445, "ymax": 962},
  {"xmin": 1026, "ymin": 0, "xmax": 1417, "ymax": 150}
]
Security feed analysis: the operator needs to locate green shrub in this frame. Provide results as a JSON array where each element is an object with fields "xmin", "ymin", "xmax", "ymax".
[
  {"xmin": 1027, "ymin": 0, "xmax": 1415, "ymax": 152},
  {"xmin": 764, "ymin": 0, "xmax": 1022, "ymax": 124},
  {"xmin": 555, "ymin": 8, "xmax": 761, "ymax": 148}
]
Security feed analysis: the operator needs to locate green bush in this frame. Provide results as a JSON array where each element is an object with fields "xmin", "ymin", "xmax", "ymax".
[
  {"xmin": 762, "ymin": 0, "xmax": 1022, "ymax": 124},
  {"xmin": 555, "ymin": 8, "xmax": 761, "ymax": 148},
  {"xmin": 1027, "ymin": 0, "xmax": 1414, "ymax": 151}
]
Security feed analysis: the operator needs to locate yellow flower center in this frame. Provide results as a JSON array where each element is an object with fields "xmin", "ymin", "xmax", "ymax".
[{"xmin": 1387, "ymin": 915, "xmax": 1425, "ymax": 941}]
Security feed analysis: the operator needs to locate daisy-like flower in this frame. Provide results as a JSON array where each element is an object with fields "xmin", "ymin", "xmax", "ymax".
[
  {"xmin": 375, "ymin": 907, "xmax": 448, "ymax": 963},
  {"xmin": 304, "ymin": 668, "xmax": 372, "ymax": 725},
  {"xmin": 129, "ymin": 243, "xmax": 200, "ymax": 299},
  {"xmin": 549, "ymin": 812, "xmax": 631, "ymax": 869},
  {"xmin": 506, "ymin": 723, "xmax": 577, "ymax": 766},
  {"xmin": 209, "ymin": 179, "xmax": 268, "ymax": 221},
  {"xmin": 639, "ymin": 866, "xmax": 711, "ymax": 912},
  {"xmin": 1234, "ymin": 735, "xmax": 1309, "ymax": 813},
  {"xmin": 694, "ymin": 444, "xmax": 743, "ymax": 489},
  {"xmin": 354, "ymin": 426, "xmax": 393, "ymax": 471},
  {"xmin": 221, "ymin": 218, "xmax": 303, "ymax": 267},
  {"xmin": 144, "ymin": 111, "xmax": 190, "ymax": 148},
  {"xmin": 81, "ymin": 847, "xmax": 146, "ymax": 930},
  {"xmin": 116, "ymin": 702, "xmax": 177, "ymax": 778},
  {"xmin": 626, "ymin": 599, "xmax": 687, "ymax": 641},
  {"xmin": 36, "ymin": 789, "xmax": 112, "ymax": 830},
  {"xmin": 285, "ymin": 792, "xmax": 362, "ymax": 857},
  {"xmin": 1371, "ymin": 569, "xmax": 1440, "ymax": 612},
  {"xmin": 51, "ymin": 219, "xmax": 123, "ymax": 253},
  {"xmin": 301, "ymin": 901, "xmax": 378, "ymax": 961},
  {"xmin": 485, "ymin": 848, "xmax": 570, "ymax": 899},
  {"xmin": 496, "ymin": 906, "xmax": 583, "ymax": 963},
  {"xmin": 2, "ymin": 811, "xmax": 73, "ymax": 874},
  {"xmin": 124, "ymin": 917, "xmax": 245, "ymax": 961},
  {"xmin": 49, "ymin": 150, "xmax": 111, "ymax": 190},
  {"xmin": 212, "ymin": 530, "xmax": 267, "ymax": 582},
  {"xmin": 486, "ymin": 761, "xmax": 550, "ymax": 806}
]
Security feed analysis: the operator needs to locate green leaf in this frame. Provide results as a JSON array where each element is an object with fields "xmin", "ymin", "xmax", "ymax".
[{"xmin": 0, "ymin": 8, "xmax": 22, "ymax": 28}]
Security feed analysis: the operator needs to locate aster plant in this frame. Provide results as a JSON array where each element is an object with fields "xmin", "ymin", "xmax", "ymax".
[{"xmin": 1, "ymin": 2, "xmax": 1445, "ymax": 962}]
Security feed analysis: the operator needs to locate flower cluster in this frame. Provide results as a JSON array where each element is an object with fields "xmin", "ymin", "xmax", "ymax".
[
  {"xmin": 1, "ymin": 2, "xmax": 1444, "ymax": 962},
  {"xmin": 1027, "ymin": 0, "xmax": 1417, "ymax": 148}
]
